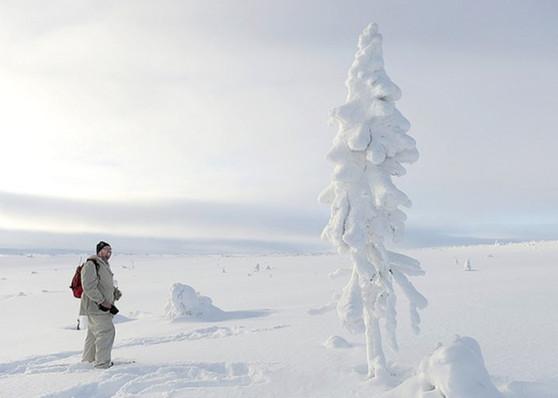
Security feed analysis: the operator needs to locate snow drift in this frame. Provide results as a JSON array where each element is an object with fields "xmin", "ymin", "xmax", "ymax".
[
  {"xmin": 323, "ymin": 335, "xmax": 353, "ymax": 349},
  {"xmin": 382, "ymin": 336, "xmax": 503, "ymax": 398},
  {"xmin": 164, "ymin": 283, "xmax": 224, "ymax": 321}
]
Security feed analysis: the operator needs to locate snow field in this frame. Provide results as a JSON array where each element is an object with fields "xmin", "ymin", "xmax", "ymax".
[{"xmin": 0, "ymin": 242, "xmax": 557, "ymax": 397}]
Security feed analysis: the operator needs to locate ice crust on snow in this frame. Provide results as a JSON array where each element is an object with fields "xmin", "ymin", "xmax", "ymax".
[
  {"xmin": 382, "ymin": 336, "xmax": 503, "ymax": 398},
  {"xmin": 164, "ymin": 283, "xmax": 224, "ymax": 321}
]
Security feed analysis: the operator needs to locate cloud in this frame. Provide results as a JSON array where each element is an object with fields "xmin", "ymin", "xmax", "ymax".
[
  {"xmin": 1, "ymin": 0, "xmax": 558, "ymax": 250},
  {"xmin": 0, "ymin": 191, "xmax": 328, "ymax": 242},
  {"xmin": 4, "ymin": 190, "xmax": 557, "ymax": 254},
  {"xmin": 0, "ymin": 228, "xmax": 329, "ymax": 255}
]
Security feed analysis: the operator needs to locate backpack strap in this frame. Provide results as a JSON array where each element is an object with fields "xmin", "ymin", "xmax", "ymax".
[{"xmin": 87, "ymin": 258, "xmax": 101, "ymax": 276}]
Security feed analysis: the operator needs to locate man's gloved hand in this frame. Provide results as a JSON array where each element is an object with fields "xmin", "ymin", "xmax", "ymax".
[
  {"xmin": 114, "ymin": 287, "xmax": 122, "ymax": 301},
  {"xmin": 98, "ymin": 303, "xmax": 119, "ymax": 315},
  {"xmin": 110, "ymin": 304, "xmax": 119, "ymax": 315}
]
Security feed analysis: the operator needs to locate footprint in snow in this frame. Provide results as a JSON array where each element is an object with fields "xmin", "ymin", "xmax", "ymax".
[
  {"xmin": 0, "ymin": 350, "xmax": 81, "ymax": 376},
  {"xmin": 39, "ymin": 362, "xmax": 267, "ymax": 398},
  {"xmin": 0, "ymin": 325, "xmax": 286, "ymax": 377}
]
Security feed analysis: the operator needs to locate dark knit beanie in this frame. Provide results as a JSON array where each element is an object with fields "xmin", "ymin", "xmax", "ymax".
[{"xmin": 96, "ymin": 241, "xmax": 111, "ymax": 254}]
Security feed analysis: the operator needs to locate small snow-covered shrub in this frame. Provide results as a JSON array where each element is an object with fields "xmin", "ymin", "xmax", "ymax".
[
  {"xmin": 323, "ymin": 335, "xmax": 352, "ymax": 349},
  {"xmin": 382, "ymin": 336, "xmax": 503, "ymax": 398},
  {"xmin": 164, "ymin": 283, "xmax": 224, "ymax": 321}
]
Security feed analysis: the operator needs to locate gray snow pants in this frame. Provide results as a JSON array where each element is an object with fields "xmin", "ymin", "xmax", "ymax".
[{"xmin": 82, "ymin": 314, "xmax": 115, "ymax": 368}]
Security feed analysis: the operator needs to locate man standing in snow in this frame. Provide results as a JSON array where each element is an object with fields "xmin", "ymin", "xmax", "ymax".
[{"xmin": 80, "ymin": 241, "xmax": 122, "ymax": 369}]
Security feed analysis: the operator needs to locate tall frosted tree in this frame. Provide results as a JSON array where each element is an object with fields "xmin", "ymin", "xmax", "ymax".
[{"xmin": 320, "ymin": 23, "xmax": 427, "ymax": 379}]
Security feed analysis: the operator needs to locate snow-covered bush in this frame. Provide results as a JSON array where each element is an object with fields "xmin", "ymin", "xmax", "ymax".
[
  {"xmin": 320, "ymin": 23, "xmax": 426, "ymax": 379},
  {"xmin": 323, "ymin": 335, "xmax": 352, "ymax": 349},
  {"xmin": 164, "ymin": 283, "xmax": 224, "ymax": 321},
  {"xmin": 382, "ymin": 336, "xmax": 503, "ymax": 398}
]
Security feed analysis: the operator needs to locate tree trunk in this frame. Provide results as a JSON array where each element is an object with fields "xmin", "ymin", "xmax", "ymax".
[{"xmin": 362, "ymin": 285, "xmax": 387, "ymax": 379}]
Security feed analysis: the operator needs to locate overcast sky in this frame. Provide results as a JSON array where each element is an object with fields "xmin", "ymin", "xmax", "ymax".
[{"xmin": 1, "ymin": 0, "xmax": 557, "ymax": 253}]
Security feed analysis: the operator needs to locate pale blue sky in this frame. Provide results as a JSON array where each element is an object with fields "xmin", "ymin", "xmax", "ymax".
[{"xmin": 1, "ymin": 1, "xmax": 557, "ymax": 253}]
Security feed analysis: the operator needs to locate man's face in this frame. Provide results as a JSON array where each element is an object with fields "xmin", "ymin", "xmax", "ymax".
[{"xmin": 99, "ymin": 246, "xmax": 112, "ymax": 259}]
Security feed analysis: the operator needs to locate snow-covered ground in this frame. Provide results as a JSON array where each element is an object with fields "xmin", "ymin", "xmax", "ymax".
[{"xmin": 1, "ymin": 241, "xmax": 557, "ymax": 397}]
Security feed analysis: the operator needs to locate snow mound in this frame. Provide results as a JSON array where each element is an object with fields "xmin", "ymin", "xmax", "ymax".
[
  {"xmin": 323, "ymin": 335, "xmax": 352, "ymax": 349},
  {"xmin": 382, "ymin": 336, "xmax": 503, "ymax": 398},
  {"xmin": 164, "ymin": 283, "xmax": 224, "ymax": 321}
]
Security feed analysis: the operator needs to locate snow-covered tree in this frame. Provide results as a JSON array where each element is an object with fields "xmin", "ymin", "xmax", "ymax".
[
  {"xmin": 464, "ymin": 258, "xmax": 472, "ymax": 271},
  {"xmin": 319, "ymin": 23, "xmax": 427, "ymax": 379}
]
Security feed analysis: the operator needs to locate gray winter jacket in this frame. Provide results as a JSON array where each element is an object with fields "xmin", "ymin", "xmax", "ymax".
[{"xmin": 79, "ymin": 255, "xmax": 115, "ymax": 316}]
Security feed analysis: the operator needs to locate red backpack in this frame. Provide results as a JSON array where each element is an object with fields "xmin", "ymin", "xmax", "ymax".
[{"xmin": 70, "ymin": 259, "xmax": 99, "ymax": 298}]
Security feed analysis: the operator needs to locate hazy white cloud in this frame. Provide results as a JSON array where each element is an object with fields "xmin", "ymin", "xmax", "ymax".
[
  {"xmin": 1, "ymin": 0, "xmax": 557, "ymax": 250},
  {"xmin": 0, "ymin": 191, "xmax": 327, "ymax": 242},
  {"xmin": 3, "ymin": 190, "xmax": 555, "ymax": 254}
]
